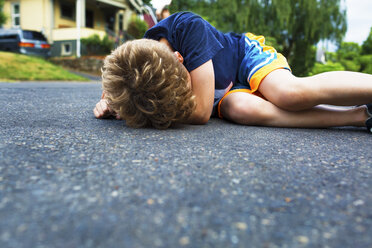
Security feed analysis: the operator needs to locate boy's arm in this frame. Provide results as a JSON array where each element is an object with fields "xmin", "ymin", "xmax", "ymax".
[{"xmin": 186, "ymin": 59, "xmax": 215, "ymax": 124}]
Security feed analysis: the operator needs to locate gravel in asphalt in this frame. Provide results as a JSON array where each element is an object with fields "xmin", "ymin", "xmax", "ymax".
[{"xmin": 0, "ymin": 82, "xmax": 371, "ymax": 248}]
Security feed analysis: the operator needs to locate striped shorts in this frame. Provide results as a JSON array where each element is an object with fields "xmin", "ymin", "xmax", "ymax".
[{"xmin": 218, "ymin": 32, "xmax": 291, "ymax": 118}]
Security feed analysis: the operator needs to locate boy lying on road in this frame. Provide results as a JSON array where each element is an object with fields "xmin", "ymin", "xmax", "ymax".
[{"xmin": 94, "ymin": 12, "xmax": 372, "ymax": 132}]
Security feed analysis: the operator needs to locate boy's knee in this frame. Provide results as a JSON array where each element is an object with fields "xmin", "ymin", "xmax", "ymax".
[
  {"xmin": 275, "ymin": 88, "xmax": 307, "ymax": 111},
  {"xmin": 222, "ymin": 96, "xmax": 269, "ymax": 125},
  {"xmin": 270, "ymin": 80, "xmax": 312, "ymax": 111},
  {"xmin": 260, "ymin": 71, "xmax": 313, "ymax": 111}
]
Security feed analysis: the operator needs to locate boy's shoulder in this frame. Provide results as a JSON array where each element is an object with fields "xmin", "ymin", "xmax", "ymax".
[
  {"xmin": 145, "ymin": 11, "xmax": 212, "ymax": 41},
  {"xmin": 147, "ymin": 12, "xmax": 205, "ymax": 32},
  {"xmin": 144, "ymin": 12, "xmax": 208, "ymax": 45},
  {"xmin": 161, "ymin": 11, "xmax": 203, "ymax": 22}
]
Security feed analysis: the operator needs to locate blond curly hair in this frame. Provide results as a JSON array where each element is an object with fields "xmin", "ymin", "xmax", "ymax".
[{"xmin": 102, "ymin": 39, "xmax": 196, "ymax": 129}]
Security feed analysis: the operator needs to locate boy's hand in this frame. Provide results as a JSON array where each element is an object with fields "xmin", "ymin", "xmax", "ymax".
[
  {"xmin": 93, "ymin": 98, "xmax": 120, "ymax": 119},
  {"xmin": 224, "ymin": 82, "xmax": 233, "ymax": 94}
]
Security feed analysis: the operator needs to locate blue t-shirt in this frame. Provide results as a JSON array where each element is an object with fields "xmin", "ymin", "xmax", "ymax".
[{"xmin": 144, "ymin": 12, "xmax": 246, "ymax": 116}]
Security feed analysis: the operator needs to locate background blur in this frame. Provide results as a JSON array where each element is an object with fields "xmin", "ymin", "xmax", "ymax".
[
  {"xmin": 1, "ymin": 0, "xmax": 371, "ymax": 77},
  {"xmin": 344, "ymin": 0, "xmax": 371, "ymax": 45}
]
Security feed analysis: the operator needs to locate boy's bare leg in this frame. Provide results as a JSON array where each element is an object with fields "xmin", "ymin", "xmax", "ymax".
[
  {"xmin": 258, "ymin": 69, "xmax": 372, "ymax": 111},
  {"xmin": 220, "ymin": 92, "xmax": 368, "ymax": 128}
]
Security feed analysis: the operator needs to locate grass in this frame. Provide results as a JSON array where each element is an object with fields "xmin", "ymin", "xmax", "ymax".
[{"xmin": 0, "ymin": 52, "xmax": 88, "ymax": 81}]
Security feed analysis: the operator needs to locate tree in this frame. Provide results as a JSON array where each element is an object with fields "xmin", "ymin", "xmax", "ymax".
[
  {"xmin": 142, "ymin": 0, "xmax": 152, "ymax": 5},
  {"xmin": 360, "ymin": 29, "xmax": 372, "ymax": 74},
  {"xmin": 361, "ymin": 27, "xmax": 372, "ymax": 55},
  {"xmin": 0, "ymin": 0, "xmax": 7, "ymax": 26},
  {"xmin": 170, "ymin": 0, "xmax": 347, "ymax": 76},
  {"xmin": 359, "ymin": 55, "xmax": 372, "ymax": 74},
  {"xmin": 169, "ymin": 0, "xmax": 198, "ymax": 12},
  {"xmin": 336, "ymin": 42, "xmax": 361, "ymax": 72},
  {"xmin": 337, "ymin": 42, "xmax": 361, "ymax": 60},
  {"xmin": 326, "ymin": 42, "xmax": 362, "ymax": 72}
]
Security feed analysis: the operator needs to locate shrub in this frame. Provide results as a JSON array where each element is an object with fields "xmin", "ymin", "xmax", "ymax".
[
  {"xmin": 325, "ymin": 51, "xmax": 337, "ymax": 62},
  {"xmin": 359, "ymin": 54, "xmax": 372, "ymax": 74},
  {"xmin": 337, "ymin": 42, "xmax": 361, "ymax": 60},
  {"xmin": 309, "ymin": 61, "xmax": 345, "ymax": 76},
  {"xmin": 81, "ymin": 34, "xmax": 114, "ymax": 55},
  {"xmin": 127, "ymin": 15, "xmax": 148, "ymax": 39},
  {"xmin": 361, "ymin": 27, "xmax": 372, "ymax": 55},
  {"xmin": 339, "ymin": 59, "xmax": 360, "ymax": 72}
]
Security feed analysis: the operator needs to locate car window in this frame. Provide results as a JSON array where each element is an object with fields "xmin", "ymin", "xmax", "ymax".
[
  {"xmin": 22, "ymin": 31, "xmax": 47, "ymax": 41},
  {"xmin": 0, "ymin": 35, "xmax": 18, "ymax": 40}
]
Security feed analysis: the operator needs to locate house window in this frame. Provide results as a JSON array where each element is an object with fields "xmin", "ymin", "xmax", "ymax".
[
  {"xmin": 86, "ymin": 10, "xmax": 94, "ymax": 28},
  {"xmin": 118, "ymin": 14, "xmax": 123, "ymax": 31},
  {"xmin": 61, "ymin": 3, "xmax": 75, "ymax": 20},
  {"xmin": 11, "ymin": 3, "xmax": 20, "ymax": 28},
  {"xmin": 61, "ymin": 42, "xmax": 72, "ymax": 56},
  {"xmin": 105, "ymin": 13, "xmax": 115, "ymax": 31}
]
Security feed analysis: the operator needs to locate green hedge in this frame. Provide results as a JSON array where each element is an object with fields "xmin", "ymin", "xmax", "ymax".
[
  {"xmin": 308, "ymin": 61, "xmax": 345, "ymax": 76},
  {"xmin": 81, "ymin": 34, "xmax": 114, "ymax": 55},
  {"xmin": 127, "ymin": 16, "xmax": 148, "ymax": 39},
  {"xmin": 359, "ymin": 54, "xmax": 372, "ymax": 74}
]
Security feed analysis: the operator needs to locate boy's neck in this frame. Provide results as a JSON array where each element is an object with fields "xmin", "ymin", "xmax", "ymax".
[{"xmin": 159, "ymin": 38, "xmax": 174, "ymax": 52}]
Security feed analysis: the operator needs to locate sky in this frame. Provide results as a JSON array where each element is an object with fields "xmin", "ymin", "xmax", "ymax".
[
  {"xmin": 150, "ymin": 0, "xmax": 172, "ymax": 10},
  {"xmin": 151, "ymin": 0, "xmax": 372, "ymax": 44},
  {"xmin": 344, "ymin": 0, "xmax": 372, "ymax": 44}
]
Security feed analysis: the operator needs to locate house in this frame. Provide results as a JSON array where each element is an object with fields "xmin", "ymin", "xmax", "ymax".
[{"xmin": 2, "ymin": 0, "xmax": 146, "ymax": 57}]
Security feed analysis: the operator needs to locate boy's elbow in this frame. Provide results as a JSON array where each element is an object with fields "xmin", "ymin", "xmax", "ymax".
[
  {"xmin": 195, "ymin": 115, "xmax": 210, "ymax": 125},
  {"xmin": 188, "ymin": 112, "xmax": 210, "ymax": 125}
]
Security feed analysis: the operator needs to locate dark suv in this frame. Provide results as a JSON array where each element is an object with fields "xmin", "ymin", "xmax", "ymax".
[{"xmin": 0, "ymin": 29, "xmax": 51, "ymax": 57}]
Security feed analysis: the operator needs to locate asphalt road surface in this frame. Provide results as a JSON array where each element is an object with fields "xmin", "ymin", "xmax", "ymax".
[{"xmin": 0, "ymin": 82, "xmax": 371, "ymax": 248}]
